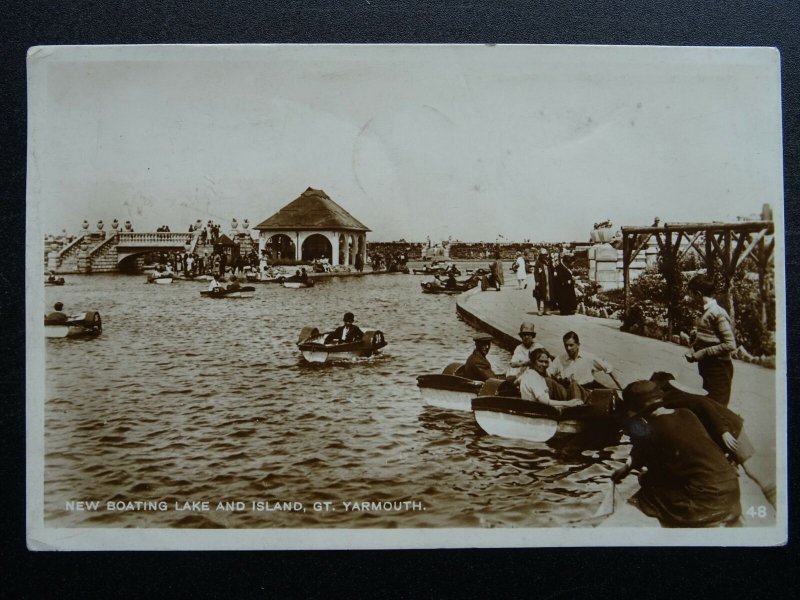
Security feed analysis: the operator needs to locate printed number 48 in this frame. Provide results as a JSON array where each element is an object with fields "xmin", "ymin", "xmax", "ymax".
[{"xmin": 746, "ymin": 505, "xmax": 768, "ymax": 518}]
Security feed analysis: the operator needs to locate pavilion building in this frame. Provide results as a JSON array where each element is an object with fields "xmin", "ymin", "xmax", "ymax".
[{"xmin": 253, "ymin": 187, "xmax": 370, "ymax": 267}]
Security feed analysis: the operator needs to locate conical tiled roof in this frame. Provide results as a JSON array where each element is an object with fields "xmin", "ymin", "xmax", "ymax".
[{"xmin": 254, "ymin": 188, "xmax": 370, "ymax": 232}]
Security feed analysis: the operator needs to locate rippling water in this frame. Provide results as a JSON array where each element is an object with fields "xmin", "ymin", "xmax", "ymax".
[{"xmin": 44, "ymin": 269, "xmax": 627, "ymax": 529}]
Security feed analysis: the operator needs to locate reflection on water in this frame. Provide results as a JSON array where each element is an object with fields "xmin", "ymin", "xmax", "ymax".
[{"xmin": 43, "ymin": 271, "xmax": 627, "ymax": 528}]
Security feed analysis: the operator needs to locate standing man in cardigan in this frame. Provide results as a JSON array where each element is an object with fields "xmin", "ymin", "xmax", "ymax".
[{"xmin": 683, "ymin": 274, "xmax": 737, "ymax": 406}]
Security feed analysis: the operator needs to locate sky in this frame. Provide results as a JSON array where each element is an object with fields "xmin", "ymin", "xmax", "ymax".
[{"xmin": 28, "ymin": 44, "xmax": 783, "ymax": 243}]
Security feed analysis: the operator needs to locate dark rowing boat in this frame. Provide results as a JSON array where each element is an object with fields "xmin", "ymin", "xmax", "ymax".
[{"xmin": 297, "ymin": 326, "xmax": 387, "ymax": 363}]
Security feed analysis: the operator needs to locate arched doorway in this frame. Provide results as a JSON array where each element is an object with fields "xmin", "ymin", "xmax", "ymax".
[
  {"xmin": 302, "ymin": 234, "xmax": 332, "ymax": 262},
  {"xmin": 266, "ymin": 234, "xmax": 296, "ymax": 263}
]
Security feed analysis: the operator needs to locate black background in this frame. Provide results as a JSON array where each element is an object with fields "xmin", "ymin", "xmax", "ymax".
[{"xmin": 1, "ymin": 1, "xmax": 797, "ymax": 598}]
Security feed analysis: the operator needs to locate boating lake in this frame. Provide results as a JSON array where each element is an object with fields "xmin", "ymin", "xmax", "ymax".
[{"xmin": 43, "ymin": 268, "xmax": 630, "ymax": 529}]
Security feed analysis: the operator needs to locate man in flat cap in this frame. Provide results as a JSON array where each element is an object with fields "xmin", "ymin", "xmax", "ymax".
[
  {"xmin": 462, "ymin": 334, "xmax": 500, "ymax": 382},
  {"xmin": 611, "ymin": 380, "xmax": 741, "ymax": 527}
]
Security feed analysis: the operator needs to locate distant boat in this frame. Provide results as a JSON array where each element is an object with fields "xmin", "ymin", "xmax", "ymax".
[
  {"xmin": 200, "ymin": 286, "xmax": 256, "ymax": 299},
  {"xmin": 283, "ymin": 278, "xmax": 315, "ymax": 289},
  {"xmin": 296, "ymin": 326, "xmax": 387, "ymax": 363},
  {"xmin": 45, "ymin": 311, "xmax": 102, "ymax": 339}
]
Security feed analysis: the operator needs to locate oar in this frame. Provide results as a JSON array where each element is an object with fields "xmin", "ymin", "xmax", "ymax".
[
  {"xmin": 565, "ymin": 478, "xmax": 616, "ymax": 526},
  {"xmin": 607, "ymin": 371, "xmax": 624, "ymax": 391},
  {"xmin": 590, "ymin": 478, "xmax": 616, "ymax": 520}
]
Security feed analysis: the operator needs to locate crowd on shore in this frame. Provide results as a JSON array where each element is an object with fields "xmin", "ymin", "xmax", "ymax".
[{"xmin": 148, "ymin": 248, "xmax": 260, "ymax": 279}]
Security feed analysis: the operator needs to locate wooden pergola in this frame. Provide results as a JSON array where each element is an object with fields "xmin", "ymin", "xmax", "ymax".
[{"xmin": 621, "ymin": 220, "xmax": 775, "ymax": 336}]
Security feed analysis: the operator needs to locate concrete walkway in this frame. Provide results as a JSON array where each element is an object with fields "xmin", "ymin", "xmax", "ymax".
[{"xmin": 456, "ymin": 282, "xmax": 781, "ymax": 528}]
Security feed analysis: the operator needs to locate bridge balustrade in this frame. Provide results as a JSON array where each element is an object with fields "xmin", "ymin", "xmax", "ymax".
[{"xmin": 116, "ymin": 232, "xmax": 193, "ymax": 246}]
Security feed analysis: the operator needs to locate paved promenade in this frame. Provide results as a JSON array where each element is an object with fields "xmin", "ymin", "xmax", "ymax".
[{"xmin": 456, "ymin": 281, "xmax": 782, "ymax": 528}]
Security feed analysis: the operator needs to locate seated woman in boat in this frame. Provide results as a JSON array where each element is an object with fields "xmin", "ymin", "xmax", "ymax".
[
  {"xmin": 324, "ymin": 312, "xmax": 364, "ymax": 345},
  {"xmin": 517, "ymin": 348, "xmax": 585, "ymax": 408},
  {"xmin": 300, "ymin": 268, "xmax": 309, "ymax": 282},
  {"xmin": 611, "ymin": 380, "xmax": 741, "ymax": 527},
  {"xmin": 208, "ymin": 275, "xmax": 222, "ymax": 292},
  {"xmin": 444, "ymin": 272, "xmax": 458, "ymax": 290}
]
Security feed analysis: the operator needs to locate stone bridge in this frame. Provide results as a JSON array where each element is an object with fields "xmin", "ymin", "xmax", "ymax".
[{"xmin": 47, "ymin": 231, "xmax": 201, "ymax": 273}]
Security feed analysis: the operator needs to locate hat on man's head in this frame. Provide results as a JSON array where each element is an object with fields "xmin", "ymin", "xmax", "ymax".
[
  {"xmin": 621, "ymin": 380, "xmax": 664, "ymax": 418},
  {"xmin": 473, "ymin": 333, "xmax": 493, "ymax": 344},
  {"xmin": 648, "ymin": 371, "xmax": 675, "ymax": 390},
  {"xmin": 540, "ymin": 249, "xmax": 549, "ymax": 255},
  {"xmin": 54, "ymin": 302, "xmax": 64, "ymax": 311},
  {"xmin": 519, "ymin": 321, "xmax": 536, "ymax": 335},
  {"xmin": 343, "ymin": 312, "xmax": 355, "ymax": 323}
]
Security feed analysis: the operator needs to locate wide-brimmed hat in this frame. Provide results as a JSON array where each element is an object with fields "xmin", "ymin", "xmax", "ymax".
[
  {"xmin": 343, "ymin": 312, "xmax": 355, "ymax": 323},
  {"xmin": 519, "ymin": 322, "xmax": 536, "ymax": 335},
  {"xmin": 621, "ymin": 380, "xmax": 664, "ymax": 417},
  {"xmin": 649, "ymin": 371, "xmax": 708, "ymax": 396}
]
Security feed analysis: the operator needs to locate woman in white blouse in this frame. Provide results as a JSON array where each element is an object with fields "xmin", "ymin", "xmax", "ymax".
[{"xmin": 518, "ymin": 348, "xmax": 585, "ymax": 407}]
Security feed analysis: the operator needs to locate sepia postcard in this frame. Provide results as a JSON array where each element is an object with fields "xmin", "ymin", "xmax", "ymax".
[{"xmin": 26, "ymin": 44, "xmax": 787, "ymax": 549}]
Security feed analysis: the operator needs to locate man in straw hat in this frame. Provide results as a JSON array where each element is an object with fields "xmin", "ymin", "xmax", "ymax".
[
  {"xmin": 505, "ymin": 321, "xmax": 544, "ymax": 380},
  {"xmin": 611, "ymin": 380, "xmax": 741, "ymax": 527},
  {"xmin": 462, "ymin": 334, "xmax": 500, "ymax": 382}
]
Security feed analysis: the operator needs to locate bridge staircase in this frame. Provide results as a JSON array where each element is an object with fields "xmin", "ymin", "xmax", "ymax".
[{"xmin": 49, "ymin": 235, "xmax": 87, "ymax": 273}]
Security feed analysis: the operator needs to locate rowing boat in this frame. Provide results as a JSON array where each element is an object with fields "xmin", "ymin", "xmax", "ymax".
[
  {"xmin": 416, "ymin": 362, "xmax": 484, "ymax": 411},
  {"xmin": 472, "ymin": 379, "xmax": 620, "ymax": 443},
  {"xmin": 297, "ymin": 326, "xmax": 387, "ymax": 363}
]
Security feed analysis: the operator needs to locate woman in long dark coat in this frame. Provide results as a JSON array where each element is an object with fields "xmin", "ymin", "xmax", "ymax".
[
  {"xmin": 553, "ymin": 255, "xmax": 577, "ymax": 315},
  {"xmin": 533, "ymin": 251, "xmax": 554, "ymax": 315}
]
